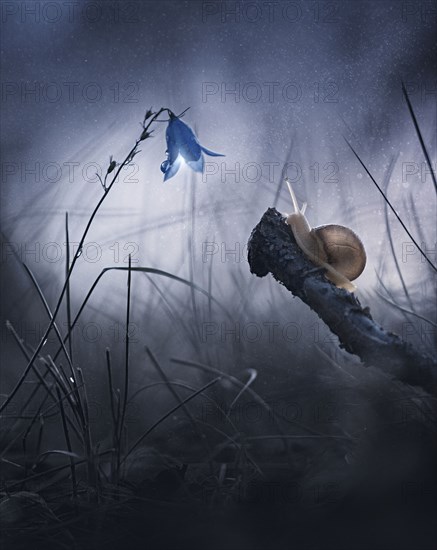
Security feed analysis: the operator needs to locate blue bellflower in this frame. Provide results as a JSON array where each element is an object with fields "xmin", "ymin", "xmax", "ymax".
[{"xmin": 160, "ymin": 111, "xmax": 224, "ymax": 181}]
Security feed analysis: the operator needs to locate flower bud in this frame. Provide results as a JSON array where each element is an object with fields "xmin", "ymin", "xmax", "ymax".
[{"xmin": 107, "ymin": 160, "xmax": 117, "ymax": 174}]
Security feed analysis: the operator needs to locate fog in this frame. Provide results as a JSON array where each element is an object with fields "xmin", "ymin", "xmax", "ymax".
[{"xmin": 0, "ymin": 2, "xmax": 436, "ymax": 549}]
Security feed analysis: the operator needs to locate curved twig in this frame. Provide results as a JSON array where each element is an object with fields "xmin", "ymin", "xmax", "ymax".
[{"xmin": 247, "ymin": 207, "xmax": 437, "ymax": 396}]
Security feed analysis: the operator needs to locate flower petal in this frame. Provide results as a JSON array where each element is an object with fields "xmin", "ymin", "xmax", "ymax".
[
  {"xmin": 165, "ymin": 123, "xmax": 180, "ymax": 164},
  {"xmin": 187, "ymin": 154, "xmax": 204, "ymax": 173},
  {"xmin": 200, "ymin": 146, "xmax": 225, "ymax": 157},
  {"xmin": 163, "ymin": 154, "xmax": 183, "ymax": 181},
  {"xmin": 162, "ymin": 112, "xmax": 224, "ymax": 180},
  {"xmin": 172, "ymin": 118, "xmax": 202, "ymax": 162}
]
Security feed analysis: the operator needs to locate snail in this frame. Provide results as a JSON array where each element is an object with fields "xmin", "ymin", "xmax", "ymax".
[{"xmin": 284, "ymin": 178, "xmax": 366, "ymax": 292}]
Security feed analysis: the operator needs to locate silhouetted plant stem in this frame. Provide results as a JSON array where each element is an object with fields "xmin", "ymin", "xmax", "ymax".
[
  {"xmin": 381, "ymin": 155, "xmax": 416, "ymax": 313},
  {"xmin": 0, "ymin": 108, "xmax": 167, "ymax": 415},
  {"xmin": 117, "ymin": 255, "xmax": 132, "ymax": 475},
  {"xmin": 77, "ymin": 367, "xmax": 96, "ymax": 494},
  {"xmin": 51, "ymin": 267, "xmax": 230, "ymax": 364},
  {"xmin": 402, "ymin": 81, "xmax": 437, "ymax": 195},
  {"xmin": 345, "ymin": 138, "xmax": 437, "ymax": 273},
  {"xmin": 56, "ymin": 386, "xmax": 77, "ymax": 499},
  {"xmin": 105, "ymin": 348, "xmax": 118, "ymax": 483},
  {"xmin": 65, "ymin": 213, "xmax": 74, "ymax": 361}
]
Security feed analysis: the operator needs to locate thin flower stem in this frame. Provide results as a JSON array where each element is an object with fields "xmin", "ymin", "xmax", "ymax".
[{"xmin": 0, "ymin": 108, "xmax": 167, "ymax": 414}]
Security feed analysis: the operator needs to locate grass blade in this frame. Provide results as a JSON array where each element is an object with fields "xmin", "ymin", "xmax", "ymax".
[
  {"xmin": 65, "ymin": 213, "xmax": 74, "ymax": 361},
  {"xmin": 123, "ymin": 376, "xmax": 221, "ymax": 463},
  {"xmin": 51, "ymin": 266, "xmax": 233, "ymax": 364},
  {"xmin": 382, "ymin": 154, "xmax": 415, "ymax": 312},
  {"xmin": 117, "ymin": 256, "xmax": 132, "ymax": 473},
  {"xmin": 145, "ymin": 347, "xmax": 214, "ymax": 473},
  {"xmin": 0, "ymin": 109, "xmax": 169, "ymax": 415},
  {"xmin": 402, "ymin": 81, "xmax": 437, "ymax": 195},
  {"xmin": 345, "ymin": 138, "xmax": 437, "ymax": 273},
  {"xmin": 55, "ymin": 386, "xmax": 77, "ymax": 498}
]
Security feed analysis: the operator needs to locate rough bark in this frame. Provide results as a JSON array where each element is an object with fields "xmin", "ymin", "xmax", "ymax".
[{"xmin": 248, "ymin": 208, "xmax": 437, "ymax": 395}]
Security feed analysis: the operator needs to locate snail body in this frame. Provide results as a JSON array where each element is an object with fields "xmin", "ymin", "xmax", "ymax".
[{"xmin": 285, "ymin": 179, "xmax": 366, "ymax": 292}]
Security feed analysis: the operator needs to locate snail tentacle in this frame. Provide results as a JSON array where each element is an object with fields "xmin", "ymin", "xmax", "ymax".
[{"xmin": 284, "ymin": 180, "xmax": 366, "ymax": 293}]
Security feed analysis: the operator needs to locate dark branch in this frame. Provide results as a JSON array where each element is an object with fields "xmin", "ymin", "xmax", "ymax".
[{"xmin": 247, "ymin": 208, "xmax": 437, "ymax": 396}]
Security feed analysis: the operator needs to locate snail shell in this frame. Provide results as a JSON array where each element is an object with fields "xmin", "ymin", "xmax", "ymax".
[
  {"xmin": 312, "ymin": 224, "xmax": 366, "ymax": 282},
  {"xmin": 284, "ymin": 179, "xmax": 366, "ymax": 292}
]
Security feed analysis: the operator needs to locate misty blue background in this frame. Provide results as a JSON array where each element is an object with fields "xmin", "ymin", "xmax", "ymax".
[{"xmin": 1, "ymin": 0, "xmax": 436, "ymax": 364}]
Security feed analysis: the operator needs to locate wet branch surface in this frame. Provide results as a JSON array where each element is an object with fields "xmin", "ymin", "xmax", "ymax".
[{"xmin": 248, "ymin": 208, "xmax": 437, "ymax": 395}]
